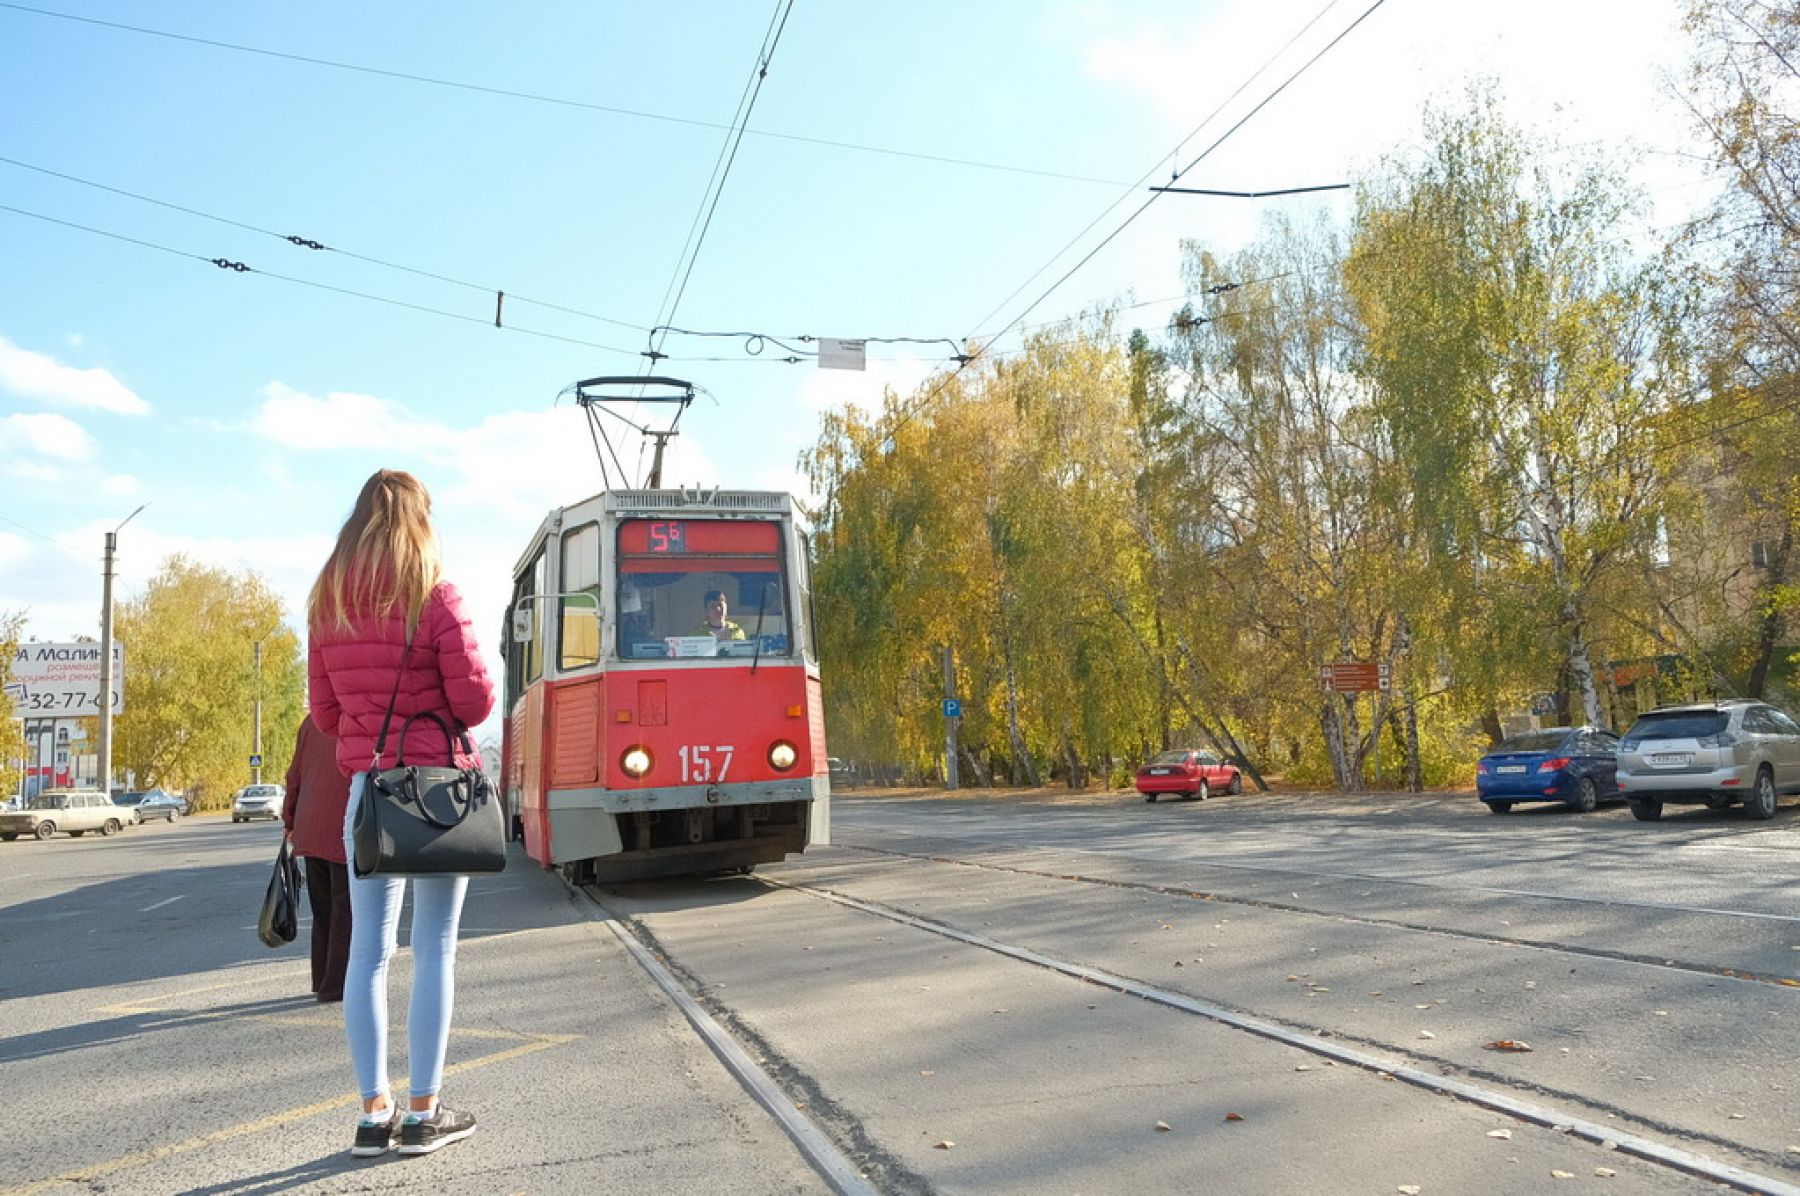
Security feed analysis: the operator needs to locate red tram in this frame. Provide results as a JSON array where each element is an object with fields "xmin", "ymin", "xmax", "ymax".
[{"xmin": 499, "ymin": 487, "xmax": 830, "ymax": 882}]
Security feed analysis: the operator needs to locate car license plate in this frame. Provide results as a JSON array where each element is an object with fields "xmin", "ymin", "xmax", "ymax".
[
  {"xmin": 1495, "ymin": 765, "xmax": 1527, "ymax": 775},
  {"xmin": 1151, "ymin": 767, "xmax": 1173, "ymax": 775},
  {"xmin": 1649, "ymin": 753, "xmax": 1691, "ymax": 766}
]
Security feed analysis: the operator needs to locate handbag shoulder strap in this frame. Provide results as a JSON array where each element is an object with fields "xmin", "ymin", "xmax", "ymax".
[{"xmin": 369, "ymin": 626, "xmax": 417, "ymax": 770}]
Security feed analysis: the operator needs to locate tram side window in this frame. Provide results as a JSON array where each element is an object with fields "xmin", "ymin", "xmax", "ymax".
[
  {"xmin": 505, "ymin": 563, "xmax": 532, "ymax": 703},
  {"xmin": 798, "ymin": 531, "xmax": 819, "ymax": 663},
  {"xmin": 523, "ymin": 549, "xmax": 546, "ymax": 683},
  {"xmin": 559, "ymin": 523, "xmax": 601, "ymax": 670},
  {"xmin": 614, "ymin": 518, "xmax": 792, "ymax": 658}
]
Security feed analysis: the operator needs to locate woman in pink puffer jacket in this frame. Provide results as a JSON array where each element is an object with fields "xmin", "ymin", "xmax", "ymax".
[{"xmin": 307, "ymin": 468, "xmax": 495, "ymax": 1159}]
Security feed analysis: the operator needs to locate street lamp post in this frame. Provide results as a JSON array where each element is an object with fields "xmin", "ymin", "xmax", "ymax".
[
  {"xmin": 252, "ymin": 640, "xmax": 263, "ymax": 786},
  {"xmin": 97, "ymin": 504, "xmax": 145, "ymax": 798}
]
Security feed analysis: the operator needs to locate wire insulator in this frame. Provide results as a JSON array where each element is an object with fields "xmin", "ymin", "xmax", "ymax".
[{"xmin": 210, "ymin": 258, "xmax": 250, "ymax": 272}]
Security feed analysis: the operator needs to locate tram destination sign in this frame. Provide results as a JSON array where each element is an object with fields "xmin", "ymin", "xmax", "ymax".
[
  {"xmin": 7, "ymin": 642, "xmax": 125, "ymax": 715},
  {"xmin": 1318, "ymin": 661, "xmax": 1390, "ymax": 694}
]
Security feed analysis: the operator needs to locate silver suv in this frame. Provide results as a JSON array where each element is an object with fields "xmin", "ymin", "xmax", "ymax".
[{"xmin": 1615, "ymin": 700, "xmax": 1800, "ymax": 821}]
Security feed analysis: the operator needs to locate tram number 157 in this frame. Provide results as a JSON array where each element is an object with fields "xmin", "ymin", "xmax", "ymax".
[{"xmin": 678, "ymin": 745, "xmax": 734, "ymax": 784}]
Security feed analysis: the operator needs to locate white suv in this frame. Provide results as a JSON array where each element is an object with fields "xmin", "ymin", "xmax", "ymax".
[{"xmin": 1615, "ymin": 700, "xmax": 1800, "ymax": 821}]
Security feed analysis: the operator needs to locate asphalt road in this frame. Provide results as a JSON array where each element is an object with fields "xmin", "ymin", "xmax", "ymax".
[{"xmin": 3, "ymin": 789, "xmax": 1798, "ymax": 1194}]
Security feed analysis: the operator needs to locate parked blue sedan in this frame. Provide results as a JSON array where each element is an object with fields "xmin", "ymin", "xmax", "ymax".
[{"xmin": 1476, "ymin": 726, "xmax": 1622, "ymax": 814}]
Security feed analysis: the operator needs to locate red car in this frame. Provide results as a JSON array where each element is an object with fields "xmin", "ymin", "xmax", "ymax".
[{"xmin": 1136, "ymin": 750, "xmax": 1243, "ymax": 801}]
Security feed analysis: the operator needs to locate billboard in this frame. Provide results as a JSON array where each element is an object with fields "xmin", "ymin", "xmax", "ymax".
[{"xmin": 7, "ymin": 642, "xmax": 125, "ymax": 715}]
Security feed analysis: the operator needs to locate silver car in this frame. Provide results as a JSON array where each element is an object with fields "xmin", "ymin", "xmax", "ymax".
[{"xmin": 1615, "ymin": 700, "xmax": 1800, "ymax": 821}]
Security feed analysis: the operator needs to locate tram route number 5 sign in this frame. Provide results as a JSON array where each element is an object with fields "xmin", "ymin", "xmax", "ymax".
[
  {"xmin": 7, "ymin": 641, "xmax": 126, "ymax": 715},
  {"xmin": 1318, "ymin": 661, "xmax": 1390, "ymax": 694}
]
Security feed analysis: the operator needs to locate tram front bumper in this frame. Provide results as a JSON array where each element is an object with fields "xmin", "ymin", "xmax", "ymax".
[{"xmin": 544, "ymin": 777, "xmax": 826, "ymax": 866}]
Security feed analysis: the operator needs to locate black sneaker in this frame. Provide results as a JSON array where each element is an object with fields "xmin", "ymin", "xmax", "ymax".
[
  {"xmin": 350, "ymin": 1106, "xmax": 398, "ymax": 1157},
  {"xmin": 397, "ymin": 1103, "xmax": 476, "ymax": 1156}
]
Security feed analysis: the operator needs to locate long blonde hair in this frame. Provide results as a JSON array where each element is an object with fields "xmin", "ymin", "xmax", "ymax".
[{"xmin": 308, "ymin": 469, "xmax": 442, "ymax": 635}]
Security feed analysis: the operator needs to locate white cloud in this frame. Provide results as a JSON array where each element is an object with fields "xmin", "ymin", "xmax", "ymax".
[
  {"xmin": 250, "ymin": 383, "xmax": 735, "ymax": 519},
  {"xmin": 0, "ymin": 412, "xmax": 97, "ymax": 462},
  {"xmin": 0, "ymin": 524, "xmax": 334, "ymax": 647},
  {"xmin": 252, "ymin": 382, "xmax": 452, "ymax": 451},
  {"xmin": 1077, "ymin": 0, "xmax": 1698, "ymax": 176},
  {"xmin": 1, "ymin": 460, "xmax": 62, "ymax": 483},
  {"xmin": 0, "ymin": 530, "xmax": 29, "ymax": 574},
  {"xmin": 794, "ymin": 356, "xmax": 936, "ymax": 418},
  {"xmin": 0, "ymin": 336, "xmax": 149, "ymax": 415}
]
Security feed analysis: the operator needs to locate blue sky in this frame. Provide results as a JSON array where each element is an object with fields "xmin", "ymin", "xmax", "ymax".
[{"xmin": 1, "ymin": 0, "xmax": 1711, "ymax": 718}]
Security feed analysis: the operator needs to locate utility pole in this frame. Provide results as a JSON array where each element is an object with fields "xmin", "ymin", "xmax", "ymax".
[
  {"xmin": 252, "ymin": 639, "xmax": 263, "ymax": 786},
  {"xmin": 943, "ymin": 645, "xmax": 960, "ymax": 790},
  {"xmin": 97, "ymin": 504, "xmax": 145, "ymax": 798}
]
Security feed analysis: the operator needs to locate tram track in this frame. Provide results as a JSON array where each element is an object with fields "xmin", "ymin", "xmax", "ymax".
[
  {"xmin": 761, "ymin": 874, "xmax": 1800, "ymax": 1196},
  {"xmin": 573, "ymin": 880, "xmax": 912, "ymax": 1196},
  {"xmin": 577, "ymin": 844, "xmax": 1800, "ymax": 1195},
  {"xmin": 835, "ymin": 843, "xmax": 1800, "ymax": 992}
]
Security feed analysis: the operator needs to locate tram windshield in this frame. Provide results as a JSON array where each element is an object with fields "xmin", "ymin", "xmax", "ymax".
[{"xmin": 615, "ymin": 518, "xmax": 792, "ymax": 659}]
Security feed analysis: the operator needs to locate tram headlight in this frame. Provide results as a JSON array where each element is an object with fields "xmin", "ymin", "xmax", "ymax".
[
  {"xmin": 767, "ymin": 740, "xmax": 798, "ymax": 771},
  {"xmin": 620, "ymin": 746, "xmax": 653, "ymax": 778}
]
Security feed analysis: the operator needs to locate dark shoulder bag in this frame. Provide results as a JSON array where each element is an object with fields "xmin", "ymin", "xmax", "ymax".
[{"xmin": 351, "ymin": 632, "xmax": 506, "ymax": 878}]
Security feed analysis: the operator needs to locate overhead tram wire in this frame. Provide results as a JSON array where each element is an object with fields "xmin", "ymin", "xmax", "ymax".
[
  {"xmin": 881, "ymin": 0, "xmax": 1386, "ymax": 445},
  {"xmin": 0, "ymin": 202, "xmax": 641, "ymax": 357},
  {"xmin": 0, "ymin": 512, "xmax": 90, "ymax": 559},
  {"xmin": 970, "ymin": 0, "xmax": 1390, "ymax": 359},
  {"xmin": 0, "ymin": 154, "xmax": 651, "ymax": 335},
  {"xmin": 641, "ymin": 0, "xmax": 795, "ymax": 372},
  {"xmin": 0, "ymin": 2, "xmax": 1126, "ymax": 190},
  {"xmin": 598, "ymin": 0, "xmax": 793, "ymax": 488},
  {"xmin": 962, "ymin": 0, "xmax": 1359, "ymax": 344}
]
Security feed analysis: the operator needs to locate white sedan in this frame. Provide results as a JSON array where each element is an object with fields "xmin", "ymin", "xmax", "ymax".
[
  {"xmin": 0, "ymin": 790, "xmax": 131, "ymax": 840},
  {"xmin": 231, "ymin": 784, "xmax": 285, "ymax": 823}
]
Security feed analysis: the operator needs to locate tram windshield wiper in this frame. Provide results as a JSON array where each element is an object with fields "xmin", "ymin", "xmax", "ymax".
[{"xmin": 751, "ymin": 580, "xmax": 773, "ymax": 675}]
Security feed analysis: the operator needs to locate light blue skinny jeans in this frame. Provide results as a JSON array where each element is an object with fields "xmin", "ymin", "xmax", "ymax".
[{"xmin": 341, "ymin": 772, "xmax": 469, "ymax": 1102}]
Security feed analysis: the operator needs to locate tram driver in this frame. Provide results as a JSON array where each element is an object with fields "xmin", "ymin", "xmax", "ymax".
[{"xmin": 697, "ymin": 589, "xmax": 747, "ymax": 641}]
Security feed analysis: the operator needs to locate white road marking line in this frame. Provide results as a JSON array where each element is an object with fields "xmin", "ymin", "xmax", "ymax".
[{"xmin": 142, "ymin": 895, "xmax": 184, "ymax": 912}]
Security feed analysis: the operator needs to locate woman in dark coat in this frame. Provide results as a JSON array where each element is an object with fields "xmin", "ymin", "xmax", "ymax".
[{"xmin": 282, "ymin": 716, "xmax": 352, "ymax": 1002}]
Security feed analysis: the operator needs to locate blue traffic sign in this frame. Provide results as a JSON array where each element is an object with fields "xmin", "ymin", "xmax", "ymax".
[
  {"xmin": 248, "ymin": 754, "xmax": 263, "ymax": 768},
  {"xmin": 942, "ymin": 698, "xmax": 962, "ymax": 719}
]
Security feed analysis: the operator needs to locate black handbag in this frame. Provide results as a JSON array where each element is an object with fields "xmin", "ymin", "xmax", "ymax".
[
  {"xmin": 351, "ymin": 634, "xmax": 506, "ymax": 878},
  {"xmin": 258, "ymin": 834, "xmax": 302, "ymax": 948}
]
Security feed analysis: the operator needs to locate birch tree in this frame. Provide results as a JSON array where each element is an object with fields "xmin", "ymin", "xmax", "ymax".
[
  {"xmin": 1346, "ymin": 95, "xmax": 1688, "ymax": 729},
  {"xmin": 1167, "ymin": 214, "xmax": 1397, "ymax": 789}
]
